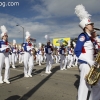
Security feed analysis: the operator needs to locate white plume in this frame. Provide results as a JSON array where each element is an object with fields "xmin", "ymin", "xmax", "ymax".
[
  {"xmin": 25, "ymin": 31, "xmax": 31, "ymax": 39},
  {"xmin": 75, "ymin": 4, "xmax": 91, "ymax": 21},
  {"xmin": 68, "ymin": 40, "xmax": 70, "ymax": 46},
  {"xmin": 72, "ymin": 41, "xmax": 76, "ymax": 47},
  {"xmin": 45, "ymin": 35, "xmax": 49, "ymax": 39},
  {"xmin": 44, "ymin": 35, "xmax": 50, "ymax": 42},
  {"xmin": 26, "ymin": 31, "xmax": 30, "ymax": 36},
  {"xmin": 38, "ymin": 43, "xmax": 42, "ymax": 47},
  {"xmin": 13, "ymin": 39, "xmax": 16, "ymax": 44},
  {"xmin": 0, "ymin": 25, "xmax": 7, "ymax": 33}
]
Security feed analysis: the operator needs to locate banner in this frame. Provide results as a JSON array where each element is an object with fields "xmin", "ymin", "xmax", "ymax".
[{"xmin": 53, "ymin": 38, "xmax": 70, "ymax": 47}]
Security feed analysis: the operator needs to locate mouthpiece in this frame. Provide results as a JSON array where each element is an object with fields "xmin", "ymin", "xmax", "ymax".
[{"xmin": 94, "ymin": 28, "xmax": 100, "ymax": 31}]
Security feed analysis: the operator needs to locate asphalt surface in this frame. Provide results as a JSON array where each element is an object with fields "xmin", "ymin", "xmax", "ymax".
[{"xmin": 0, "ymin": 62, "xmax": 80, "ymax": 100}]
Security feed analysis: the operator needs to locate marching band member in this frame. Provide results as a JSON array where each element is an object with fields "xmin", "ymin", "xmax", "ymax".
[
  {"xmin": 42, "ymin": 45, "xmax": 46, "ymax": 63},
  {"xmin": 45, "ymin": 35, "xmax": 53, "ymax": 74},
  {"xmin": 89, "ymin": 30, "xmax": 100, "ymax": 100},
  {"xmin": 50, "ymin": 43, "xmax": 55, "ymax": 64},
  {"xmin": 67, "ymin": 41, "xmax": 73, "ymax": 68},
  {"xmin": 37, "ymin": 43, "xmax": 43, "ymax": 66},
  {"xmin": 57, "ymin": 47, "xmax": 61, "ymax": 62},
  {"xmin": 72, "ymin": 41, "xmax": 78, "ymax": 67},
  {"xmin": 15, "ymin": 45, "xmax": 18, "ymax": 61},
  {"xmin": 18, "ymin": 45, "xmax": 23, "ymax": 64},
  {"xmin": 67, "ymin": 41, "xmax": 71, "ymax": 68},
  {"xmin": 35, "ymin": 47, "xmax": 39, "ymax": 63},
  {"xmin": 72, "ymin": 41, "xmax": 78, "ymax": 66},
  {"xmin": 20, "ymin": 47, "xmax": 24, "ymax": 63},
  {"xmin": 59, "ymin": 42, "xmax": 66, "ymax": 70},
  {"xmin": 11, "ymin": 39, "xmax": 17, "ymax": 68},
  {"xmin": 22, "ymin": 31, "xmax": 34, "ymax": 77},
  {"xmin": 54, "ymin": 47, "xmax": 59, "ymax": 64},
  {"xmin": 0, "ymin": 25, "xmax": 10, "ymax": 84},
  {"xmin": 63, "ymin": 46, "xmax": 68, "ymax": 70},
  {"xmin": 74, "ymin": 4, "xmax": 96, "ymax": 100}
]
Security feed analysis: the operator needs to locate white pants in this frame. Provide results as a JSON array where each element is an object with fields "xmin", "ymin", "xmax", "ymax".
[
  {"xmin": 43, "ymin": 54, "xmax": 46, "ymax": 62},
  {"xmin": 68, "ymin": 55, "xmax": 73, "ymax": 68},
  {"xmin": 21, "ymin": 54, "xmax": 24, "ymax": 63},
  {"xmin": 78, "ymin": 63, "xmax": 91, "ymax": 100},
  {"xmin": 12, "ymin": 53, "xmax": 17, "ymax": 67},
  {"xmin": 63, "ymin": 56, "xmax": 68, "ymax": 69},
  {"xmin": 45, "ymin": 54, "xmax": 52, "ymax": 73},
  {"xmin": 9, "ymin": 54, "xmax": 12, "ymax": 64},
  {"xmin": 0, "ymin": 53, "xmax": 10, "ymax": 81},
  {"xmin": 24, "ymin": 52, "xmax": 34, "ymax": 75},
  {"xmin": 55, "ymin": 55, "xmax": 59, "ymax": 63},
  {"xmin": 38, "ymin": 54, "xmax": 43, "ymax": 65},
  {"xmin": 51, "ymin": 55, "xmax": 55, "ymax": 64},
  {"xmin": 67, "ymin": 55, "xmax": 71, "ymax": 68},
  {"xmin": 60, "ymin": 55, "xmax": 65, "ymax": 70},
  {"xmin": 19, "ymin": 54, "xmax": 22, "ymax": 63},
  {"xmin": 36, "ymin": 54, "xmax": 39, "ymax": 63}
]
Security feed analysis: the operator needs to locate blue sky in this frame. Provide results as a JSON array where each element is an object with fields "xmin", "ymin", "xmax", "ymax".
[{"xmin": 0, "ymin": 0, "xmax": 100, "ymax": 45}]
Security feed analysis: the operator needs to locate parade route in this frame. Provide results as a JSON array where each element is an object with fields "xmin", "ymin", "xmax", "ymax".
[{"xmin": 0, "ymin": 63, "xmax": 79, "ymax": 100}]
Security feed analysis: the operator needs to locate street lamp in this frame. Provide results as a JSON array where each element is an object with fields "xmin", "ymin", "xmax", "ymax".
[{"xmin": 16, "ymin": 24, "xmax": 24, "ymax": 43}]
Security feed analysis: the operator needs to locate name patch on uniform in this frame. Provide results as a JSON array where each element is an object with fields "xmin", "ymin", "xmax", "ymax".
[{"xmin": 79, "ymin": 36, "xmax": 85, "ymax": 41}]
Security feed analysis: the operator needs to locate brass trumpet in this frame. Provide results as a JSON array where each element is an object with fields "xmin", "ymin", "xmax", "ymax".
[{"xmin": 94, "ymin": 28, "xmax": 100, "ymax": 31}]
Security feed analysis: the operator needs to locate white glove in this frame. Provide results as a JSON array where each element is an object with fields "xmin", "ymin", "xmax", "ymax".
[
  {"xmin": 6, "ymin": 45, "xmax": 10, "ymax": 49},
  {"xmin": 1, "ymin": 46, "xmax": 9, "ymax": 51}
]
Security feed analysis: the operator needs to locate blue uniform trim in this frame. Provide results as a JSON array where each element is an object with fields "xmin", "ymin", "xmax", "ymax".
[
  {"xmin": 11, "ymin": 47, "xmax": 16, "ymax": 53},
  {"xmin": 45, "ymin": 45, "xmax": 51, "ymax": 54},
  {"xmin": 0, "ymin": 40, "xmax": 6, "ymax": 53},
  {"xmin": 78, "ymin": 59, "xmax": 87, "ymax": 64},
  {"xmin": 67, "ymin": 48, "xmax": 72, "ymax": 55},
  {"xmin": 74, "ymin": 32, "xmax": 91, "ymax": 64},
  {"xmin": 59, "ymin": 47, "xmax": 65, "ymax": 54},
  {"xmin": 22, "ymin": 43, "xmax": 27, "ymax": 51},
  {"xmin": 22, "ymin": 43, "xmax": 31, "ymax": 52},
  {"xmin": 37, "ymin": 50, "xmax": 40, "ymax": 54}
]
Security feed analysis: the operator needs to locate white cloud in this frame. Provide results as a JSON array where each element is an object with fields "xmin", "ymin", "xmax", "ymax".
[
  {"xmin": 32, "ymin": 0, "xmax": 100, "ymax": 19},
  {"xmin": 0, "ymin": 12, "xmax": 100, "ymax": 44}
]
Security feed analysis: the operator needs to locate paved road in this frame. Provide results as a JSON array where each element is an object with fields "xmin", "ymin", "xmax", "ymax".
[{"xmin": 0, "ymin": 63, "xmax": 79, "ymax": 100}]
